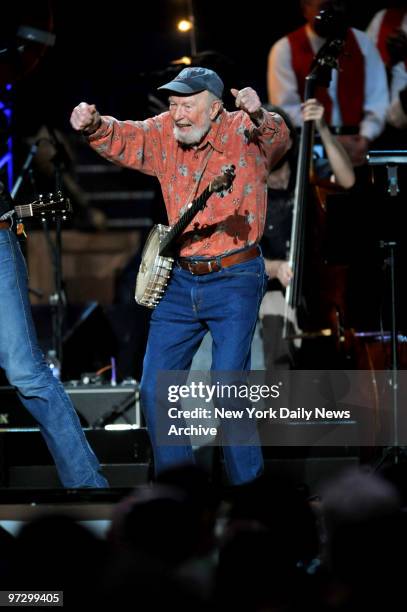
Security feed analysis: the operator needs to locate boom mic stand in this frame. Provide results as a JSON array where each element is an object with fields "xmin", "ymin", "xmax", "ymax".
[
  {"xmin": 11, "ymin": 143, "xmax": 38, "ymax": 200},
  {"xmin": 11, "ymin": 134, "xmax": 69, "ymax": 367},
  {"xmin": 367, "ymin": 150, "xmax": 406, "ymax": 467},
  {"xmin": 42, "ymin": 210, "xmax": 65, "ymax": 367},
  {"xmin": 11, "ymin": 142, "xmax": 41, "ymax": 274},
  {"xmin": 42, "ymin": 126, "xmax": 70, "ymax": 367}
]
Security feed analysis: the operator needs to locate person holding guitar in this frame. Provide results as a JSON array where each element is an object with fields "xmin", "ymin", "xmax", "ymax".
[
  {"xmin": 0, "ymin": 183, "xmax": 108, "ymax": 488},
  {"xmin": 70, "ymin": 67, "xmax": 290, "ymax": 485}
]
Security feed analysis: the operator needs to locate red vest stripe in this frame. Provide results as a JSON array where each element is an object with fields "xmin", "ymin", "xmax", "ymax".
[
  {"xmin": 337, "ymin": 29, "xmax": 365, "ymax": 126},
  {"xmin": 288, "ymin": 26, "xmax": 364, "ymax": 127}
]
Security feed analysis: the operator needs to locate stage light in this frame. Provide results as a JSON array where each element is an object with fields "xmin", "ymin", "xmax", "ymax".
[
  {"xmin": 177, "ymin": 2, "xmax": 197, "ymax": 56},
  {"xmin": 171, "ymin": 56, "xmax": 192, "ymax": 65},
  {"xmin": 177, "ymin": 19, "xmax": 193, "ymax": 32}
]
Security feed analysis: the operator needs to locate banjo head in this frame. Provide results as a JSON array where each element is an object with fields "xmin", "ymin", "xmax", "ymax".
[{"xmin": 135, "ymin": 224, "xmax": 173, "ymax": 308}]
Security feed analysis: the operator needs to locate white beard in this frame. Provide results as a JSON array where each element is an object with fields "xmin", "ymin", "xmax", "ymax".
[{"xmin": 173, "ymin": 119, "xmax": 211, "ymax": 146}]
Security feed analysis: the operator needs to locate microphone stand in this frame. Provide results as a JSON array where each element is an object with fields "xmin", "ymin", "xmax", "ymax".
[
  {"xmin": 43, "ymin": 126, "xmax": 70, "ymax": 367},
  {"xmin": 367, "ymin": 150, "xmax": 406, "ymax": 468},
  {"xmin": 11, "ymin": 135, "xmax": 68, "ymax": 366},
  {"xmin": 43, "ymin": 211, "xmax": 65, "ymax": 367},
  {"xmin": 11, "ymin": 143, "xmax": 38, "ymax": 200}
]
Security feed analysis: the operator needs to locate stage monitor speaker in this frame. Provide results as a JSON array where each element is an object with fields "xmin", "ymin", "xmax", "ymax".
[
  {"xmin": 64, "ymin": 383, "xmax": 141, "ymax": 428},
  {"xmin": 0, "ymin": 383, "xmax": 140, "ymax": 430}
]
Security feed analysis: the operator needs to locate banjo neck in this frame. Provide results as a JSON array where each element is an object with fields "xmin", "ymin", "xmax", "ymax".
[
  {"xmin": 158, "ymin": 164, "xmax": 235, "ymax": 257},
  {"xmin": 159, "ymin": 184, "xmax": 212, "ymax": 257}
]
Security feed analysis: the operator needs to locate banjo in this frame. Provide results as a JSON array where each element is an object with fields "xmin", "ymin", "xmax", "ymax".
[{"xmin": 135, "ymin": 165, "xmax": 235, "ymax": 308}]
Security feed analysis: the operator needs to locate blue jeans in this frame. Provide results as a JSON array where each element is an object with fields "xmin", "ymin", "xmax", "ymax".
[
  {"xmin": 0, "ymin": 229, "xmax": 108, "ymax": 488},
  {"xmin": 140, "ymin": 253, "xmax": 267, "ymax": 485}
]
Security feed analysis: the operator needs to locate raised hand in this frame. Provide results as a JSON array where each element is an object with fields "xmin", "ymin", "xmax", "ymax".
[
  {"xmin": 70, "ymin": 102, "xmax": 101, "ymax": 134},
  {"xmin": 230, "ymin": 87, "xmax": 262, "ymax": 120}
]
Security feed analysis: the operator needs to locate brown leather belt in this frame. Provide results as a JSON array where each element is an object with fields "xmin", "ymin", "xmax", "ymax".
[
  {"xmin": 0, "ymin": 220, "xmax": 10, "ymax": 230},
  {"xmin": 178, "ymin": 245, "xmax": 260, "ymax": 275}
]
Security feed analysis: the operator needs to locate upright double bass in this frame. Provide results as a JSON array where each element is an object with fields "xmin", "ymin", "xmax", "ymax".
[{"xmin": 284, "ymin": 26, "xmax": 348, "ymax": 360}]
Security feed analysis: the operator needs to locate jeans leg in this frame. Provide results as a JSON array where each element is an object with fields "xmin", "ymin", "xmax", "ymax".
[
  {"xmin": 140, "ymin": 269, "xmax": 207, "ymax": 475},
  {"xmin": 202, "ymin": 257, "xmax": 267, "ymax": 485},
  {"xmin": 0, "ymin": 231, "xmax": 108, "ymax": 488}
]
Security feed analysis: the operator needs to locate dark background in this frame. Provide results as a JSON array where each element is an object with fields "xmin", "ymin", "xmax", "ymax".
[
  {"xmin": 4, "ymin": 0, "xmax": 392, "ymax": 133},
  {"xmin": 1, "ymin": 0, "xmax": 406, "ymax": 372}
]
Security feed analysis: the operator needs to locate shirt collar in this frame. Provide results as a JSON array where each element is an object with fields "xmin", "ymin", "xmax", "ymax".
[{"xmin": 194, "ymin": 110, "xmax": 225, "ymax": 153}]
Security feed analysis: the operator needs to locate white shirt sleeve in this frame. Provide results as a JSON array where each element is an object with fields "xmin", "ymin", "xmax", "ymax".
[
  {"xmin": 267, "ymin": 36, "xmax": 303, "ymax": 127},
  {"xmin": 387, "ymin": 95, "xmax": 407, "ymax": 128},
  {"xmin": 366, "ymin": 9, "xmax": 407, "ymax": 113},
  {"xmin": 366, "ymin": 9, "xmax": 386, "ymax": 45},
  {"xmin": 388, "ymin": 62, "xmax": 407, "ymax": 127},
  {"xmin": 353, "ymin": 29, "xmax": 389, "ymax": 141}
]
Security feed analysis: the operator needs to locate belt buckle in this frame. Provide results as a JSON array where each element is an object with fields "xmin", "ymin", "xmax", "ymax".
[{"xmin": 184, "ymin": 258, "xmax": 217, "ymax": 275}]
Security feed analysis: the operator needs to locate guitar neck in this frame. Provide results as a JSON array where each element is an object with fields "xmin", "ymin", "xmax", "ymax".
[
  {"xmin": 14, "ymin": 194, "xmax": 71, "ymax": 220},
  {"xmin": 14, "ymin": 203, "xmax": 33, "ymax": 218},
  {"xmin": 159, "ymin": 184, "xmax": 212, "ymax": 256}
]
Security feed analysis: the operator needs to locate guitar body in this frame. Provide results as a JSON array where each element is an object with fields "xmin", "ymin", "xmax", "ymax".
[{"xmin": 135, "ymin": 224, "xmax": 174, "ymax": 308}]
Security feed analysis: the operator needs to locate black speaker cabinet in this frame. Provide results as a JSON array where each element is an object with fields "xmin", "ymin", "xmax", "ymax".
[
  {"xmin": 0, "ymin": 383, "xmax": 141, "ymax": 429},
  {"xmin": 64, "ymin": 383, "xmax": 141, "ymax": 428}
]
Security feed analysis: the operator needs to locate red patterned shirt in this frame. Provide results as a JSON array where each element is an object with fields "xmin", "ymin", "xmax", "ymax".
[{"xmin": 87, "ymin": 109, "xmax": 289, "ymax": 257}]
